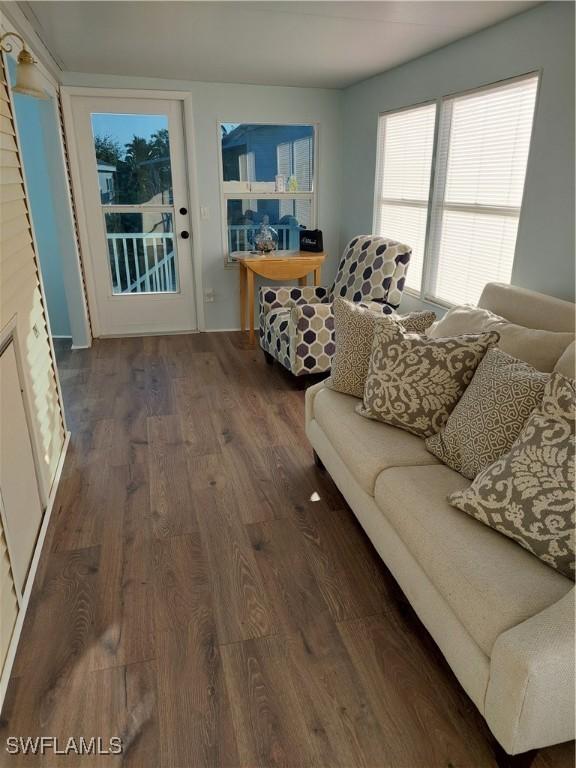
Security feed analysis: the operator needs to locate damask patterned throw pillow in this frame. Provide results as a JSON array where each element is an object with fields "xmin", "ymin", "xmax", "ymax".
[
  {"xmin": 328, "ymin": 298, "xmax": 436, "ymax": 398},
  {"xmin": 357, "ymin": 317, "xmax": 499, "ymax": 438},
  {"xmin": 449, "ymin": 373, "xmax": 575, "ymax": 580},
  {"xmin": 426, "ymin": 348, "xmax": 549, "ymax": 479}
]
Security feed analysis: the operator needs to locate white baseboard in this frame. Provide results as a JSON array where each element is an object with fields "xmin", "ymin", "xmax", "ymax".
[
  {"xmin": 70, "ymin": 343, "xmax": 91, "ymax": 350},
  {"xmin": 0, "ymin": 431, "xmax": 70, "ymax": 712}
]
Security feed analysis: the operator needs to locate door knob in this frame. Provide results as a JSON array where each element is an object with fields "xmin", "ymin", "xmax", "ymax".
[
  {"xmin": 179, "ymin": 207, "xmax": 188, "ymax": 215},
  {"xmin": 180, "ymin": 230, "xmax": 190, "ymax": 239}
]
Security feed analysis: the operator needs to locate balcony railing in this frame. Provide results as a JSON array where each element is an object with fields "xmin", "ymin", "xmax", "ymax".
[
  {"xmin": 107, "ymin": 233, "xmax": 177, "ymax": 294},
  {"xmin": 228, "ymin": 223, "xmax": 301, "ymax": 254}
]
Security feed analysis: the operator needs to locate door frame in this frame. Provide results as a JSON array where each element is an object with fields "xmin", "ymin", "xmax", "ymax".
[{"xmin": 60, "ymin": 87, "xmax": 205, "ymax": 335}]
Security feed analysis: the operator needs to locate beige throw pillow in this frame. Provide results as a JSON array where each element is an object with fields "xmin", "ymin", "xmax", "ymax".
[
  {"xmin": 328, "ymin": 298, "xmax": 436, "ymax": 398},
  {"xmin": 555, "ymin": 341, "xmax": 576, "ymax": 379},
  {"xmin": 427, "ymin": 304, "xmax": 574, "ymax": 372},
  {"xmin": 426, "ymin": 348, "xmax": 549, "ymax": 479},
  {"xmin": 426, "ymin": 305, "xmax": 500, "ymax": 338},
  {"xmin": 449, "ymin": 373, "xmax": 575, "ymax": 580},
  {"xmin": 357, "ymin": 316, "xmax": 499, "ymax": 438}
]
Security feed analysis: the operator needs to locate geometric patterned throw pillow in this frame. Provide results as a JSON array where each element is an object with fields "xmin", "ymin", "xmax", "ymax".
[
  {"xmin": 357, "ymin": 316, "xmax": 500, "ymax": 438},
  {"xmin": 329, "ymin": 298, "xmax": 436, "ymax": 399},
  {"xmin": 426, "ymin": 348, "xmax": 549, "ymax": 479},
  {"xmin": 449, "ymin": 373, "xmax": 575, "ymax": 580}
]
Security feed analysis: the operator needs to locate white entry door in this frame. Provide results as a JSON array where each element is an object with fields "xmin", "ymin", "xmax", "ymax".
[{"xmin": 70, "ymin": 96, "xmax": 196, "ymax": 335}]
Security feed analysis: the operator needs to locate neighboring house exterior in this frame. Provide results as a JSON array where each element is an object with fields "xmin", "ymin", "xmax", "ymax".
[{"xmin": 97, "ymin": 162, "xmax": 116, "ymax": 204}]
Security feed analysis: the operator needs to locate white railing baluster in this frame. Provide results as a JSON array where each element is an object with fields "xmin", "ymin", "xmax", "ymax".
[
  {"xmin": 123, "ymin": 238, "xmax": 131, "ymax": 290},
  {"xmin": 164, "ymin": 251, "xmax": 170, "ymax": 291},
  {"xmin": 131, "ymin": 238, "xmax": 140, "ymax": 289},
  {"xmin": 152, "ymin": 238, "xmax": 159, "ymax": 292},
  {"xmin": 111, "ymin": 239, "xmax": 120, "ymax": 292}
]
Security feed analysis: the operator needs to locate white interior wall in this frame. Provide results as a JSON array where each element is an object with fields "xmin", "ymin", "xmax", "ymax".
[
  {"xmin": 61, "ymin": 72, "xmax": 343, "ymax": 331},
  {"xmin": 339, "ymin": 1, "xmax": 575, "ymax": 313},
  {"xmin": 10, "ymin": 1, "xmax": 575, "ymax": 332}
]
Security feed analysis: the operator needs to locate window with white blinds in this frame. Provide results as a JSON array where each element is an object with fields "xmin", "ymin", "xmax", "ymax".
[
  {"xmin": 429, "ymin": 74, "xmax": 538, "ymax": 305},
  {"xmin": 373, "ymin": 73, "xmax": 539, "ymax": 305},
  {"xmin": 373, "ymin": 103, "xmax": 437, "ymax": 291}
]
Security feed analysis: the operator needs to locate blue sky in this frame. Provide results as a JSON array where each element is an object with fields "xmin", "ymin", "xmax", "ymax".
[{"xmin": 91, "ymin": 113, "xmax": 168, "ymax": 156}]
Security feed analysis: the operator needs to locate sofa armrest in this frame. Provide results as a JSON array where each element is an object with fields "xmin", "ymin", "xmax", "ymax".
[
  {"xmin": 289, "ymin": 303, "xmax": 335, "ymax": 375},
  {"xmin": 485, "ymin": 588, "xmax": 575, "ymax": 754},
  {"xmin": 305, "ymin": 379, "xmax": 330, "ymax": 428}
]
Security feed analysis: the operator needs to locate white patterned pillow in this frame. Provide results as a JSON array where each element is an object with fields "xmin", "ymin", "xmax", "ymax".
[
  {"xmin": 357, "ymin": 317, "xmax": 499, "ymax": 438},
  {"xmin": 449, "ymin": 373, "xmax": 575, "ymax": 580},
  {"xmin": 426, "ymin": 348, "xmax": 549, "ymax": 479},
  {"xmin": 328, "ymin": 298, "xmax": 436, "ymax": 399}
]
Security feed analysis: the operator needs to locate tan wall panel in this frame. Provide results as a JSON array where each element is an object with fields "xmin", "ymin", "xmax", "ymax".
[
  {"xmin": 0, "ymin": 518, "xmax": 18, "ymax": 672},
  {"xmin": 1, "ymin": 215, "xmax": 31, "ymax": 245},
  {"xmin": 1, "ymin": 198, "xmax": 28, "ymax": 224},
  {"xmin": 0, "ymin": 149, "xmax": 19, "ymax": 168},
  {"xmin": 0, "ymin": 56, "xmax": 65, "ymax": 496},
  {"xmin": 0, "ymin": 112, "xmax": 13, "ymax": 132}
]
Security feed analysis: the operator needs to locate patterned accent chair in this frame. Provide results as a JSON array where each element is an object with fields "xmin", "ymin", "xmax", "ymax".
[{"xmin": 259, "ymin": 235, "xmax": 412, "ymax": 376}]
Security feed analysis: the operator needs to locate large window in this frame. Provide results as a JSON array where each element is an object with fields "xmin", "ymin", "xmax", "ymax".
[
  {"xmin": 374, "ymin": 74, "xmax": 539, "ymax": 305},
  {"xmin": 220, "ymin": 123, "xmax": 316, "ymax": 261}
]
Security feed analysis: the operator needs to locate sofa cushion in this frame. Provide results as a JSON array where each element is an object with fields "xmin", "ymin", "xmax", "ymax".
[
  {"xmin": 311, "ymin": 386, "xmax": 439, "ymax": 495},
  {"xmin": 427, "ymin": 304, "xmax": 574, "ymax": 372},
  {"xmin": 426, "ymin": 348, "xmax": 549, "ymax": 479},
  {"xmin": 374, "ymin": 465, "xmax": 572, "ymax": 655},
  {"xmin": 555, "ymin": 341, "xmax": 575, "ymax": 379}
]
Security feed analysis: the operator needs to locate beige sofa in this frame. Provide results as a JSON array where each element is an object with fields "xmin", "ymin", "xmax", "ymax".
[{"xmin": 305, "ymin": 283, "xmax": 575, "ymax": 758}]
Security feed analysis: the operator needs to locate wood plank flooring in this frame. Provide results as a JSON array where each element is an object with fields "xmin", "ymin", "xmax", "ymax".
[{"xmin": 0, "ymin": 333, "xmax": 573, "ymax": 768}]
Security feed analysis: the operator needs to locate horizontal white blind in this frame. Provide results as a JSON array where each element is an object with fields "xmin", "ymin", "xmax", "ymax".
[
  {"xmin": 429, "ymin": 75, "xmax": 538, "ymax": 305},
  {"xmin": 294, "ymin": 136, "xmax": 313, "ymax": 192},
  {"xmin": 374, "ymin": 103, "xmax": 436, "ymax": 290}
]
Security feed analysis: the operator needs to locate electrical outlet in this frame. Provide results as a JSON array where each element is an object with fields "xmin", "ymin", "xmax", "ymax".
[
  {"xmin": 204, "ymin": 289, "xmax": 215, "ymax": 303},
  {"xmin": 200, "ymin": 206, "xmax": 210, "ymax": 220}
]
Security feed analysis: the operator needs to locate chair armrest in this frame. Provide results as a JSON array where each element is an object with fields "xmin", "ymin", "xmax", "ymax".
[
  {"xmin": 289, "ymin": 303, "xmax": 335, "ymax": 375},
  {"xmin": 485, "ymin": 588, "xmax": 575, "ymax": 754},
  {"xmin": 259, "ymin": 285, "xmax": 329, "ymax": 316}
]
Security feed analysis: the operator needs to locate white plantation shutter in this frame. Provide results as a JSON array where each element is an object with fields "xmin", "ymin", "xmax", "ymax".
[
  {"xmin": 374, "ymin": 103, "xmax": 436, "ymax": 290},
  {"xmin": 428, "ymin": 74, "xmax": 538, "ymax": 305}
]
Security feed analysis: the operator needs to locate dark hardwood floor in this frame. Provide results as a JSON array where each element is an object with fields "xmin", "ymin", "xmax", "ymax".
[{"xmin": 0, "ymin": 333, "xmax": 573, "ymax": 768}]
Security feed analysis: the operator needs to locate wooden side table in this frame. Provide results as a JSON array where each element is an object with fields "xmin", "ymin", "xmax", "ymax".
[{"xmin": 233, "ymin": 251, "xmax": 326, "ymax": 344}]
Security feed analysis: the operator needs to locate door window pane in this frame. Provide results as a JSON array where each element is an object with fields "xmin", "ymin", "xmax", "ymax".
[
  {"xmin": 91, "ymin": 113, "xmax": 173, "ymax": 205},
  {"xmin": 105, "ymin": 212, "xmax": 178, "ymax": 294}
]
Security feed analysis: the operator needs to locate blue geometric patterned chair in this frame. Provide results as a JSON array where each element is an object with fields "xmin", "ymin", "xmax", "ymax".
[{"xmin": 259, "ymin": 235, "xmax": 412, "ymax": 376}]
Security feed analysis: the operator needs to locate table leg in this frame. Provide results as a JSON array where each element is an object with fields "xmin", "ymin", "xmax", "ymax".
[
  {"xmin": 299, "ymin": 275, "xmax": 307, "ymax": 287},
  {"xmin": 239, "ymin": 265, "xmax": 246, "ymax": 332},
  {"xmin": 247, "ymin": 268, "xmax": 255, "ymax": 345},
  {"xmin": 314, "ymin": 266, "xmax": 322, "ymax": 285}
]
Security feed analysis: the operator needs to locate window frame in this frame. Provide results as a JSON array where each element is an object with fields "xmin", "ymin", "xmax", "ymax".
[
  {"xmin": 373, "ymin": 71, "xmax": 541, "ymax": 308},
  {"xmin": 217, "ymin": 121, "xmax": 319, "ymax": 266},
  {"xmin": 372, "ymin": 98, "xmax": 439, "ymax": 297}
]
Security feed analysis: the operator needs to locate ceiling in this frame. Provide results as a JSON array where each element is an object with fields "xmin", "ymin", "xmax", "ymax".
[{"xmin": 20, "ymin": 1, "xmax": 539, "ymax": 89}]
